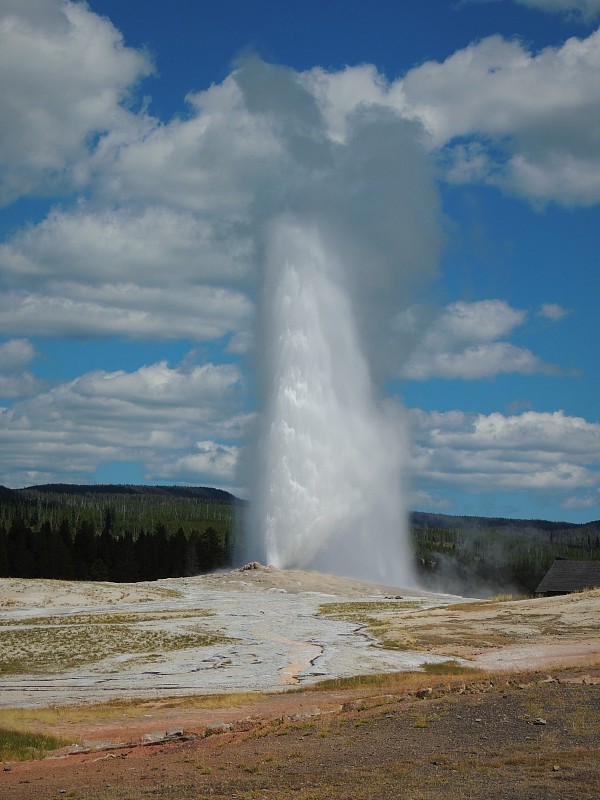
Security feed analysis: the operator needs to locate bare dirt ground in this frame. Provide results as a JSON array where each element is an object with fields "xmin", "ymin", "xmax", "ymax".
[{"xmin": 1, "ymin": 568, "xmax": 599, "ymax": 799}]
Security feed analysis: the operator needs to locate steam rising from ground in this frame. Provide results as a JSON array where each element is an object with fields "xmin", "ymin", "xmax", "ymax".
[
  {"xmin": 248, "ymin": 220, "xmax": 413, "ymax": 585},
  {"xmin": 234, "ymin": 61, "xmax": 442, "ymax": 586}
]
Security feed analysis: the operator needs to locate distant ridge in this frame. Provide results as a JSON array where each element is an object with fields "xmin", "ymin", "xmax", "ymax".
[
  {"xmin": 411, "ymin": 510, "xmax": 600, "ymax": 534},
  {"xmin": 0, "ymin": 485, "xmax": 595, "ymax": 525},
  {"xmin": 22, "ymin": 483, "xmax": 239, "ymax": 504}
]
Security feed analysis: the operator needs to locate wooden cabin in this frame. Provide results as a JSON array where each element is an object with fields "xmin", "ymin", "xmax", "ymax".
[{"xmin": 535, "ymin": 559, "xmax": 600, "ymax": 596}]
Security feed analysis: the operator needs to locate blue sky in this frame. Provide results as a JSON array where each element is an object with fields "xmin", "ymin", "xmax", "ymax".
[{"xmin": 0, "ymin": 0, "xmax": 599, "ymax": 523}]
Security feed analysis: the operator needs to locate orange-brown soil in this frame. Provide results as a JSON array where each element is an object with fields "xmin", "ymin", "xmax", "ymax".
[{"xmin": 2, "ymin": 666, "xmax": 600, "ymax": 800}]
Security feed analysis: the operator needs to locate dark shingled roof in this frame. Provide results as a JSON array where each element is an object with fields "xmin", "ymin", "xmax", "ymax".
[{"xmin": 536, "ymin": 559, "xmax": 600, "ymax": 594}]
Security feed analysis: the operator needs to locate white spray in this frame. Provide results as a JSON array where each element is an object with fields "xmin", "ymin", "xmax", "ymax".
[
  {"xmin": 247, "ymin": 218, "xmax": 414, "ymax": 587},
  {"xmin": 232, "ymin": 59, "xmax": 442, "ymax": 587}
]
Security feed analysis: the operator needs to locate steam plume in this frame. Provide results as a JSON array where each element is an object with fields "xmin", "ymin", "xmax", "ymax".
[{"xmin": 233, "ymin": 60, "xmax": 442, "ymax": 586}]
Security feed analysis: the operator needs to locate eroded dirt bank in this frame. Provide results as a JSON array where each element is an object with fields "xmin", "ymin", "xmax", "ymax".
[{"xmin": 2, "ymin": 667, "xmax": 600, "ymax": 800}]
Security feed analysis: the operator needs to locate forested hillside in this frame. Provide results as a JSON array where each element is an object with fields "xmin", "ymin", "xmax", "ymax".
[
  {"xmin": 1, "ymin": 484, "xmax": 599, "ymax": 593},
  {"xmin": 412, "ymin": 511, "xmax": 600, "ymax": 594},
  {"xmin": 0, "ymin": 484, "xmax": 241, "ymax": 582}
]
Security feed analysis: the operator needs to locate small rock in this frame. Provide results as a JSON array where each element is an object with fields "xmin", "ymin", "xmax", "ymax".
[
  {"xmin": 232, "ymin": 718, "xmax": 256, "ymax": 732},
  {"xmin": 534, "ymin": 718, "xmax": 547, "ymax": 725},
  {"xmin": 166, "ymin": 728, "xmax": 184, "ymax": 738},
  {"xmin": 3, "ymin": 763, "xmax": 12, "ymax": 772},
  {"xmin": 342, "ymin": 699, "xmax": 365, "ymax": 712},
  {"xmin": 553, "ymin": 764, "xmax": 561, "ymax": 771},
  {"xmin": 204, "ymin": 722, "xmax": 232, "ymax": 736},
  {"xmin": 142, "ymin": 731, "xmax": 166, "ymax": 743},
  {"xmin": 289, "ymin": 712, "xmax": 312, "ymax": 722}
]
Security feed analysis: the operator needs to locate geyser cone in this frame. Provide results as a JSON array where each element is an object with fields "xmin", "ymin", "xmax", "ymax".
[{"xmin": 248, "ymin": 219, "xmax": 414, "ymax": 587}]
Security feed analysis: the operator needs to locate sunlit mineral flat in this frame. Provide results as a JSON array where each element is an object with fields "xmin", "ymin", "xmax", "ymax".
[{"xmin": 0, "ymin": 566, "xmax": 457, "ymax": 708}]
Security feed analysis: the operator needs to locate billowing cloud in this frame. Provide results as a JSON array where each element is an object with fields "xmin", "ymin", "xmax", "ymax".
[
  {"xmin": 308, "ymin": 27, "xmax": 600, "ymax": 206},
  {"xmin": 0, "ymin": 359, "xmax": 249, "ymax": 487},
  {"xmin": 154, "ymin": 441, "xmax": 240, "ymax": 484},
  {"xmin": 0, "ymin": 284, "xmax": 251, "ymax": 340},
  {"xmin": 411, "ymin": 408, "xmax": 600, "ymax": 499},
  {"xmin": 0, "ymin": 2, "xmax": 595, "ymax": 504},
  {"xmin": 0, "ymin": 338, "xmax": 36, "ymax": 371},
  {"xmin": 0, "ymin": 0, "xmax": 153, "ymax": 204},
  {"xmin": 562, "ymin": 488, "xmax": 600, "ymax": 508},
  {"xmin": 398, "ymin": 300, "xmax": 559, "ymax": 380},
  {"xmin": 0, "ymin": 57, "xmax": 442, "ymax": 354},
  {"xmin": 394, "ymin": 31, "xmax": 600, "ymax": 205},
  {"xmin": 0, "ymin": 338, "xmax": 43, "ymax": 398},
  {"xmin": 0, "ymin": 207, "xmax": 254, "ymax": 286},
  {"xmin": 395, "ymin": 29, "xmax": 600, "ymax": 205}
]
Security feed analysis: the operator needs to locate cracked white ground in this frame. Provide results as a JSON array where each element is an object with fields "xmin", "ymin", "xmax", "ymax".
[{"xmin": 0, "ymin": 567, "xmax": 457, "ymax": 708}]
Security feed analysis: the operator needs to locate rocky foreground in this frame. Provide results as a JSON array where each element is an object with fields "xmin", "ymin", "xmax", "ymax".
[{"xmin": 1, "ymin": 568, "xmax": 599, "ymax": 798}]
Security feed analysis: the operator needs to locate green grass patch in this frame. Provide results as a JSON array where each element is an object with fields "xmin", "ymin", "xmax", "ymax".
[
  {"xmin": 0, "ymin": 691, "xmax": 266, "ymax": 732},
  {"xmin": 310, "ymin": 663, "xmax": 485, "ymax": 693},
  {"xmin": 421, "ymin": 660, "xmax": 480, "ymax": 675},
  {"xmin": 0, "ymin": 608, "xmax": 212, "ymax": 627},
  {"xmin": 0, "ymin": 623, "xmax": 231, "ymax": 676},
  {"xmin": 318, "ymin": 600, "xmax": 423, "ymax": 620},
  {"xmin": 0, "ymin": 726, "xmax": 70, "ymax": 761},
  {"xmin": 317, "ymin": 600, "xmax": 428, "ymax": 652}
]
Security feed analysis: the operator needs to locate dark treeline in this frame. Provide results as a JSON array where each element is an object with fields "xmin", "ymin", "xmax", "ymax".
[
  {"xmin": 2, "ymin": 484, "xmax": 599, "ymax": 593},
  {"xmin": 0, "ymin": 516, "xmax": 231, "ymax": 582},
  {"xmin": 0, "ymin": 484, "xmax": 238, "ymax": 582}
]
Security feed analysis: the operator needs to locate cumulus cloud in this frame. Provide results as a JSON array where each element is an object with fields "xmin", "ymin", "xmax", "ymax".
[
  {"xmin": 398, "ymin": 300, "xmax": 559, "ymax": 380},
  {"xmin": 303, "ymin": 28, "xmax": 600, "ymax": 206},
  {"xmin": 0, "ymin": 3, "xmax": 595, "ymax": 498},
  {"xmin": 0, "ymin": 284, "xmax": 251, "ymax": 341},
  {"xmin": 410, "ymin": 489, "xmax": 453, "ymax": 510},
  {"xmin": 394, "ymin": 29, "xmax": 600, "ymax": 205},
  {"xmin": 562, "ymin": 489, "xmax": 600, "ymax": 509},
  {"xmin": 0, "ymin": 56, "xmax": 441, "ymax": 354},
  {"xmin": 0, "ymin": 338, "xmax": 36, "ymax": 371},
  {"xmin": 0, "ymin": 338, "xmax": 43, "ymax": 397},
  {"xmin": 0, "ymin": 0, "xmax": 153, "ymax": 204},
  {"xmin": 0, "ymin": 207, "xmax": 254, "ymax": 286},
  {"xmin": 411, "ymin": 408, "xmax": 600, "ymax": 499},
  {"xmin": 0, "ymin": 359, "xmax": 249, "ymax": 487},
  {"xmin": 153, "ymin": 441, "xmax": 240, "ymax": 484}
]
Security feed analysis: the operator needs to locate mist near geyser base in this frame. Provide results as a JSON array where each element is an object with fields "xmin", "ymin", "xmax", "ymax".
[
  {"xmin": 244, "ymin": 219, "xmax": 412, "ymax": 586},
  {"xmin": 230, "ymin": 59, "xmax": 442, "ymax": 587}
]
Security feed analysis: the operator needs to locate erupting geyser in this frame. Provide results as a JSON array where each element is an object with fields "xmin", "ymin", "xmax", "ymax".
[
  {"xmin": 232, "ymin": 58, "xmax": 442, "ymax": 586},
  {"xmin": 247, "ymin": 218, "xmax": 413, "ymax": 587}
]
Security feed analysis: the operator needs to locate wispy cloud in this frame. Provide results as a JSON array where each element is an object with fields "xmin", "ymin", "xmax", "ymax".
[
  {"xmin": 0, "ymin": 359, "xmax": 250, "ymax": 487},
  {"xmin": 397, "ymin": 300, "xmax": 561, "ymax": 380},
  {"xmin": 538, "ymin": 302, "xmax": 569, "ymax": 320},
  {"xmin": 411, "ymin": 408, "xmax": 600, "ymax": 500},
  {"xmin": 466, "ymin": 0, "xmax": 600, "ymax": 22},
  {"xmin": 0, "ymin": 338, "xmax": 43, "ymax": 398}
]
